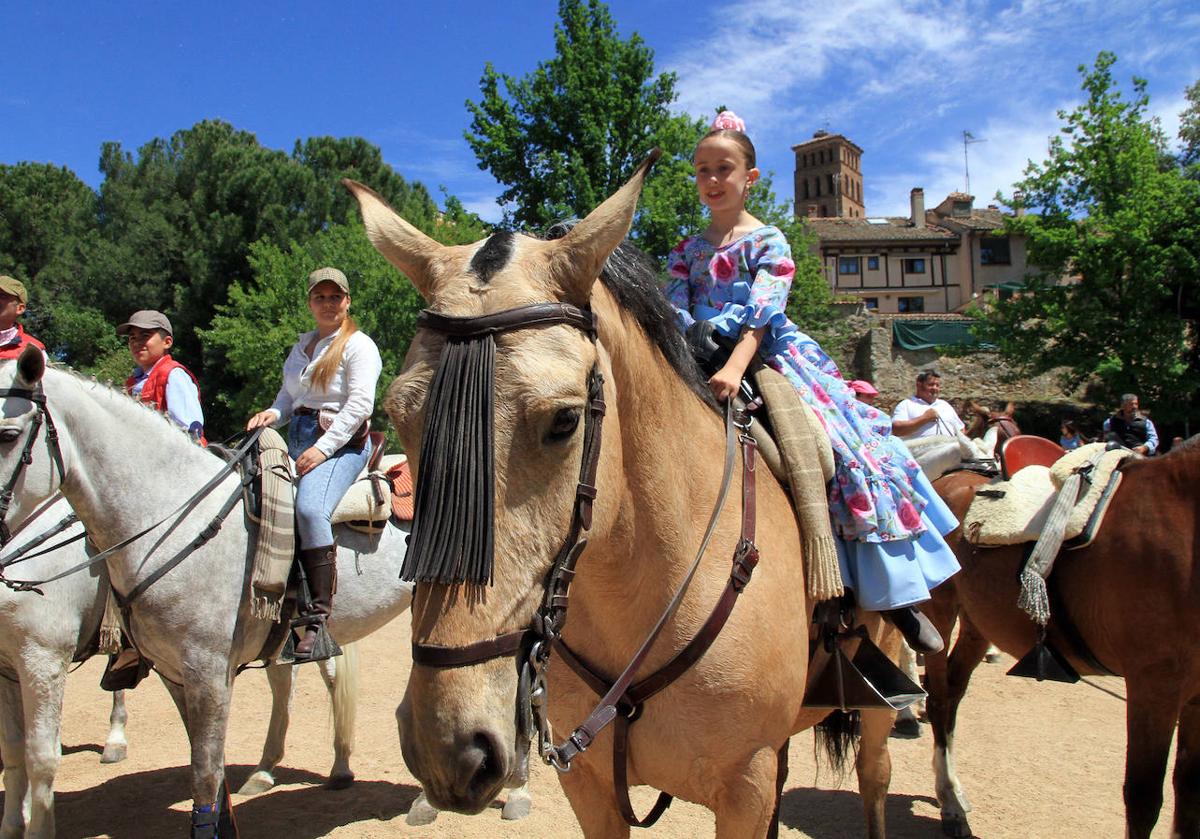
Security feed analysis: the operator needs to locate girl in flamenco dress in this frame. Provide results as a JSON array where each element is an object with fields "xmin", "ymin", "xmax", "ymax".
[{"xmin": 663, "ymin": 111, "xmax": 960, "ymax": 653}]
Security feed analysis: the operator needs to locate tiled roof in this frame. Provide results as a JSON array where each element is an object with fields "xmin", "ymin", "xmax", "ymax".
[
  {"xmin": 805, "ymin": 217, "xmax": 958, "ymax": 243},
  {"xmin": 791, "ymin": 133, "xmax": 864, "ymax": 153},
  {"xmin": 934, "ymin": 207, "xmax": 1008, "ymax": 232}
]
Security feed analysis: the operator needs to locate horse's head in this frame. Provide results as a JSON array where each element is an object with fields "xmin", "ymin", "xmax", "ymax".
[
  {"xmin": 347, "ymin": 152, "xmax": 658, "ymax": 812},
  {"xmin": 0, "ymin": 348, "xmax": 63, "ymax": 541}
]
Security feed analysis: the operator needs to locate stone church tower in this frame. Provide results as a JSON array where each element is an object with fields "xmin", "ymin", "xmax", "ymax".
[{"xmin": 792, "ymin": 130, "xmax": 865, "ymax": 218}]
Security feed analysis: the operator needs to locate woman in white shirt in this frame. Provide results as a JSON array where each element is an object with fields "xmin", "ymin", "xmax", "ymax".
[{"xmin": 247, "ymin": 267, "xmax": 383, "ymax": 661}]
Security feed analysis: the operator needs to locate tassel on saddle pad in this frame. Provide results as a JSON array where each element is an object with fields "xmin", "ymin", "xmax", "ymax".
[
  {"xmin": 250, "ymin": 428, "xmax": 296, "ymax": 621},
  {"xmin": 751, "ymin": 366, "xmax": 842, "ymax": 601},
  {"xmin": 99, "ymin": 586, "xmax": 123, "ymax": 655}
]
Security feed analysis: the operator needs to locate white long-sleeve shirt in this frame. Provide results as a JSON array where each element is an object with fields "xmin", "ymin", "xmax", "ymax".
[{"xmin": 267, "ymin": 329, "xmax": 383, "ymax": 457}]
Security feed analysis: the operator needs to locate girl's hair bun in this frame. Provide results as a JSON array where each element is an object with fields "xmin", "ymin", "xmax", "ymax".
[{"xmin": 710, "ymin": 110, "xmax": 746, "ymax": 133}]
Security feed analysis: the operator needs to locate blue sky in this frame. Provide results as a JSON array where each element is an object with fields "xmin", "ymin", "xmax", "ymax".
[{"xmin": 3, "ymin": 1, "xmax": 1198, "ymax": 224}]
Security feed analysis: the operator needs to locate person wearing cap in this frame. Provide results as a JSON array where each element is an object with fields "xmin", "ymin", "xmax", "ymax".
[
  {"xmin": 0, "ymin": 275, "xmax": 47, "ymax": 359},
  {"xmin": 246, "ymin": 267, "xmax": 382, "ymax": 662},
  {"xmin": 848, "ymin": 379, "xmax": 879, "ymax": 406},
  {"xmin": 119, "ymin": 310, "xmax": 206, "ymax": 445}
]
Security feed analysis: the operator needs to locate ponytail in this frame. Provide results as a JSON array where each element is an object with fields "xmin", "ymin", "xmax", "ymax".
[{"xmin": 310, "ymin": 316, "xmax": 359, "ymax": 391}]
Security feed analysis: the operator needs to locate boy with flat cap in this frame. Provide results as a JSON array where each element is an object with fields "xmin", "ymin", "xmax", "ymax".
[
  {"xmin": 117, "ymin": 310, "xmax": 206, "ymax": 445},
  {"xmin": 0, "ymin": 275, "xmax": 46, "ymax": 359}
]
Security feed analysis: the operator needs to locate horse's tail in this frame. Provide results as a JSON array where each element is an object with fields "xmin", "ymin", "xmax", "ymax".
[
  {"xmin": 331, "ymin": 641, "xmax": 360, "ymax": 744},
  {"xmin": 813, "ymin": 709, "xmax": 859, "ymax": 777}
]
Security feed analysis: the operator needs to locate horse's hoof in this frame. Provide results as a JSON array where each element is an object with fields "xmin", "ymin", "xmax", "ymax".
[
  {"xmin": 237, "ymin": 771, "xmax": 276, "ymax": 796},
  {"xmin": 326, "ymin": 771, "xmax": 355, "ymax": 791},
  {"xmin": 100, "ymin": 742, "xmax": 128, "ymax": 763},
  {"xmin": 890, "ymin": 715, "xmax": 922, "ymax": 739},
  {"xmin": 941, "ymin": 813, "xmax": 972, "ymax": 838},
  {"xmin": 501, "ymin": 791, "xmax": 532, "ymax": 820},
  {"xmin": 405, "ymin": 795, "xmax": 440, "ymax": 826}
]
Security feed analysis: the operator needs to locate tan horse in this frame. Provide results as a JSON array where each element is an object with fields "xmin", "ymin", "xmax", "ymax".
[
  {"xmin": 924, "ymin": 444, "xmax": 1200, "ymax": 839},
  {"xmin": 346, "ymin": 159, "xmax": 902, "ymax": 838}
]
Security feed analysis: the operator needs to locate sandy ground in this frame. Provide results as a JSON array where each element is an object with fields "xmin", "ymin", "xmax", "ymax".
[{"xmin": 35, "ymin": 616, "xmax": 1176, "ymax": 839}]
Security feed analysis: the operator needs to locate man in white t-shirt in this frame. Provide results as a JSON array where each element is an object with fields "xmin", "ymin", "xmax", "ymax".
[{"xmin": 891, "ymin": 370, "xmax": 964, "ymax": 439}]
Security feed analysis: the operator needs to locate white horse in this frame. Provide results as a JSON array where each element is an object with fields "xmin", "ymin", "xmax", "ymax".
[
  {"xmin": 0, "ymin": 496, "xmax": 130, "ymax": 839},
  {"xmin": 0, "ymin": 354, "xmax": 420, "ymax": 836}
]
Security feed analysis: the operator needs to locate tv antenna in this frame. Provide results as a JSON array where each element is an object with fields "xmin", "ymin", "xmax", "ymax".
[{"xmin": 963, "ymin": 130, "xmax": 986, "ymax": 195}]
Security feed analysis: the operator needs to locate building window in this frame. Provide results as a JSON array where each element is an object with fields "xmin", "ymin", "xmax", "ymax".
[
  {"xmin": 903, "ymin": 258, "xmax": 926, "ymax": 273},
  {"xmin": 803, "ymin": 179, "xmax": 810, "ymax": 200},
  {"xmin": 838, "ymin": 257, "xmax": 861, "ymax": 275},
  {"xmin": 863, "ymin": 297, "xmax": 879, "ymax": 309},
  {"xmin": 980, "ymin": 236, "xmax": 1012, "ymax": 265},
  {"xmin": 827, "ymin": 173, "xmax": 835, "ymax": 194},
  {"xmin": 867, "ymin": 256, "xmax": 880, "ymax": 270},
  {"xmin": 898, "ymin": 296, "xmax": 925, "ymax": 313}
]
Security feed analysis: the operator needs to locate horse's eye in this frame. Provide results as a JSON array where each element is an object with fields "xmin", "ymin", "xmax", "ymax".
[
  {"xmin": 0, "ymin": 428, "xmax": 20, "ymax": 444},
  {"xmin": 545, "ymin": 408, "xmax": 581, "ymax": 443}
]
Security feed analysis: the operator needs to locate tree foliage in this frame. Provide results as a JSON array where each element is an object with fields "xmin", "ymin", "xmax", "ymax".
[
  {"xmin": 1181, "ymin": 78, "xmax": 1200, "ymax": 172},
  {"xmin": 465, "ymin": 0, "xmax": 706, "ymax": 258},
  {"xmin": 977, "ymin": 53, "xmax": 1200, "ymax": 422}
]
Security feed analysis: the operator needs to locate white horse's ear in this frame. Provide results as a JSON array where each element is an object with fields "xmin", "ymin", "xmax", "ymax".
[
  {"xmin": 549, "ymin": 149, "xmax": 661, "ymax": 305},
  {"xmin": 16, "ymin": 346, "xmax": 44, "ymax": 386},
  {"xmin": 343, "ymin": 179, "xmax": 443, "ymax": 302}
]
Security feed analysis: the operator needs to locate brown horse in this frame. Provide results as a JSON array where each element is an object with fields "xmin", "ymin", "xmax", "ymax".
[
  {"xmin": 346, "ymin": 159, "xmax": 904, "ymax": 838},
  {"xmin": 924, "ymin": 441, "xmax": 1200, "ymax": 838},
  {"xmin": 962, "ymin": 400, "xmax": 1020, "ymax": 457}
]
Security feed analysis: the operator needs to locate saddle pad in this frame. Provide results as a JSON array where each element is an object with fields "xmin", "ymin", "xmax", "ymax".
[
  {"xmin": 251, "ymin": 428, "xmax": 296, "ymax": 620},
  {"xmin": 332, "ymin": 454, "xmax": 409, "ymax": 533},
  {"xmin": 964, "ymin": 447, "xmax": 1131, "ymax": 546},
  {"xmin": 751, "ymin": 365, "xmax": 841, "ymax": 601}
]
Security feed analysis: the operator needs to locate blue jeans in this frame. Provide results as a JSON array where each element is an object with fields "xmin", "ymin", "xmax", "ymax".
[{"xmin": 288, "ymin": 414, "xmax": 372, "ymax": 549}]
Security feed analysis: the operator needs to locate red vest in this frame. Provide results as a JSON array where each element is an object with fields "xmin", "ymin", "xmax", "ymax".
[
  {"xmin": 0, "ymin": 325, "xmax": 46, "ymax": 360},
  {"xmin": 125, "ymin": 355, "xmax": 208, "ymax": 446}
]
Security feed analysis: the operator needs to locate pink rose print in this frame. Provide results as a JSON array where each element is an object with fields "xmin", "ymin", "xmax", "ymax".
[
  {"xmin": 847, "ymin": 493, "xmax": 871, "ymax": 513},
  {"xmin": 671, "ymin": 241, "xmax": 686, "ymax": 254},
  {"xmin": 812, "ymin": 384, "xmax": 833, "ymax": 405},
  {"xmin": 898, "ymin": 500, "xmax": 921, "ymax": 530},
  {"xmin": 771, "ymin": 257, "xmax": 795, "ymax": 277},
  {"xmin": 710, "ymin": 251, "xmax": 737, "ymax": 282},
  {"xmin": 669, "ymin": 261, "xmax": 690, "ymax": 278}
]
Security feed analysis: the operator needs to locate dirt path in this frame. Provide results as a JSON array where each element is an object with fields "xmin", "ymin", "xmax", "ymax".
[{"xmin": 40, "ymin": 617, "xmax": 1174, "ymax": 838}]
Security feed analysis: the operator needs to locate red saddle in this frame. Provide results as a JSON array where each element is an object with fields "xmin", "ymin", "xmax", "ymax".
[
  {"xmin": 999, "ymin": 434, "xmax": 1065, "ymax": 479},
  {"xmin": 386, "ymin": 459, "xmax": 415, "ymax": 522}
]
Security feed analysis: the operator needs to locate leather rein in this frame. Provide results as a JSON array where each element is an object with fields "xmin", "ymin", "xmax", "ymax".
[{"xmin": 408, "ymin": 302, "xmax": 761, "ymax": 828}]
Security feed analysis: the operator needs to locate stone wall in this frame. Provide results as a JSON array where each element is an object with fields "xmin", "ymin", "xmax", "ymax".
[{"xmin": 831, "ymin": 316, "xmax": 1105, "ymax": 439}]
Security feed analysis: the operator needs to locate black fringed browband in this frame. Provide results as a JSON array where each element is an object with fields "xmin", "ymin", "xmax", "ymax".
[{"xmin": 400, "ymin": 302, "xmax": 599, "ymax": 587}]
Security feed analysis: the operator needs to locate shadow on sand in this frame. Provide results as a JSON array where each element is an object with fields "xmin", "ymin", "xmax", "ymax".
[
  {"xmin": 780, "ymin": 786, "xmax": 949, "ymax": 839},
  {"xmin": 4, "ymin": 762, "xmax": 420, "ymax": 839}
]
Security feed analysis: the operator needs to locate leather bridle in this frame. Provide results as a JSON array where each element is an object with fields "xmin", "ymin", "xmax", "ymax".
[
  {"xmin": 0, "ymin": 387, "xmax": 67, "ymax": 548},
  {"xmin": 408, "ymin": 301, "xmax": 761, "ymax": 827}
]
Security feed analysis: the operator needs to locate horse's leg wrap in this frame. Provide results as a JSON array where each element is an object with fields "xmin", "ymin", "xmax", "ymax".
[{"xmin": 191, "ymin": 803, "xmax": 219, "ymax": 839}]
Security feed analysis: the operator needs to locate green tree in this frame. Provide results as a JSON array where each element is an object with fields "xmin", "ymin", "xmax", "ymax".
[
  {"xmin": 1180, "ymin": 78, "xmax": 1200, "ymax": 172},
  {"xmin": 977, "ymin": 52, "xmax": 1200, "ymax": 422},
  {"xmin": 465, "ymin": 0, "xmax": 706, "ymax": 258}
]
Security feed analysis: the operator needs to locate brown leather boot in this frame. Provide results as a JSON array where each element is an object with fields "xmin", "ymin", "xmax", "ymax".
[{"xmin": 295, "ymin": 545, "xmax": 337, "ymax": 658}]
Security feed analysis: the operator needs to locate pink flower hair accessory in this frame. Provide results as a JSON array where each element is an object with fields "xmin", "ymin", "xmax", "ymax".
[{"xmin": 710, "ymin": 110, "xmax": 746, "ymax": 133}]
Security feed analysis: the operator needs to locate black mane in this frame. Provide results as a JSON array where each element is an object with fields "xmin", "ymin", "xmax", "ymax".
[{"xmin": 543, "ymin": 222, "xmax": 717, "ymax": 410}]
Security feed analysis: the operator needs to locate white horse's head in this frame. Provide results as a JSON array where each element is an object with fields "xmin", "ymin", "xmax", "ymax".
[{"xmin": 0, "ymin": 348, "xmax": 63, "ymax": 538}]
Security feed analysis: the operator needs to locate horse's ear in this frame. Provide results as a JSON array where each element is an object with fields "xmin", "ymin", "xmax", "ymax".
[
  {"xmin": 1004, "ymin": 402, "xmax": 1017, "ymax": 416},
  {"xmin": 549, "ymin": 148, "xmax": 661, "ymax": 305},
  {"xmin": 16, "ymin": 345, "xmax": 44, "ymax": 386},
  {"xmin": 343, "ymin": 179, "xmax": 442, "ymax": 301}
]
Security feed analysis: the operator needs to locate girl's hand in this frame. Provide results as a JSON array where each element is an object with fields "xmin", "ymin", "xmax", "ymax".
[
  {"xmin": 295, "ymin": 446, "xmax": 328, "ymax": 477},
  {"xmin": 246, "ymin": 410, "xmax": 277, "ymax": 431},
  {"xmin": 709, "ymin": 365, "xmax": 743, "ymax": 403}
]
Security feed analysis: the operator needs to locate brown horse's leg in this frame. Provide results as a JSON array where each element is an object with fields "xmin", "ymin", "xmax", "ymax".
[
  {"xmin": 765, "ymin": 739, "xmax": 789, "ymax": 839},
  {"xmin": 926, "ymin": 612, "xmax": 990, "ymax": 838},
  {"xmin": 1124, "ymin": 678, "xmax": 1179, "ymax": 839},
  {"xmin": 713, "ymin": 745, "xmax": 779, "ymax": 839},
  {"xmin": 558, "ymin": 762, "xmax": 631, "ymax": 839},
  {"xmin": 1171, "ymin": 699, "xmax": 1200, "ymax": 837},
  {"xmin": 856, "ymin": 707, "xmax": 895, "ymax": 839}
]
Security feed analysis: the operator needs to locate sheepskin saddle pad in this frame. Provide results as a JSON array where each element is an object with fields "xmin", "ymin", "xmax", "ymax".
[
  {"xmin": 331, "ymin": 454, "xmax": 413, "ymax": 534},
  {"xmin": 963, "ymin": 443, "xmax": 1132, "ymax": 548}
]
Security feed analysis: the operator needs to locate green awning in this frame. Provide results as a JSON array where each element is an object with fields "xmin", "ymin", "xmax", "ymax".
[
  {"xmin": 892, "ymin": 319, "xmax": 994, "ymax": 351},
  {"xmin": 994, "ymin": 281, "xmax": 1026, "ymax": 291}
]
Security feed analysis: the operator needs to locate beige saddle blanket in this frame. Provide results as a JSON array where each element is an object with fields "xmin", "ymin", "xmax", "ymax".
[
  {"xmin": 747, "ymin": 365, "xmax": 842, "ymax": 601},
  {"xmin": 963, "ymin": 443, "xmax": 1131, "ymax": 547},
  {"xmin": 331, "ymin": 454, "xmax": 411, "ymax": 533}
]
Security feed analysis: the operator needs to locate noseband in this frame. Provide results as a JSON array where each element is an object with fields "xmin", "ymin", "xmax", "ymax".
[
  {"xmin": 409, "ymin": 301, "xmax": 761, "ymax": 827},
  {"xmin": 0, "ymin": 387, "xmax": 67, "ymax": 548}
]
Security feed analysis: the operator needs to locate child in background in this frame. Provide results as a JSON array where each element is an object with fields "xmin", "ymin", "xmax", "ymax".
[
  {"xmin": 663, "ymin": 111, "xmax": 959, "ymax": 653},
  {"xmin": 1059, "ymin": 420, "xmax": 1085, "ymax": 451},
  {"xmin": 118, "ymin": 310, "xmax": 206, "ymax": 445}
]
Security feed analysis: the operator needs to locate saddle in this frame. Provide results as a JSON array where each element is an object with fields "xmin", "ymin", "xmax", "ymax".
[
  {"xmin": 1000, "ymin": 434, "xmax": 1065, "ymax": 479},
  {"xmin": 330, "ymin": 453, "xmax": 415, "ymax": 533},
  {"xmin": 963, "ymin": 442, "xmax": 1131, "ymax": 548}
]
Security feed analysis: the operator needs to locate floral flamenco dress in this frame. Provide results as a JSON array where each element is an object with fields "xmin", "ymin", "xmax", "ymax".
[{"xmin": 664, "ymin": 226, "xmax": 960, "ymax": 610}]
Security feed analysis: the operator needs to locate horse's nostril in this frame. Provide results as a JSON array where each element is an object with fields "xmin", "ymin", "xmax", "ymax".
[{"xmin": 457, "ymin": 729, "xmax": 507, "ymax": 802}]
